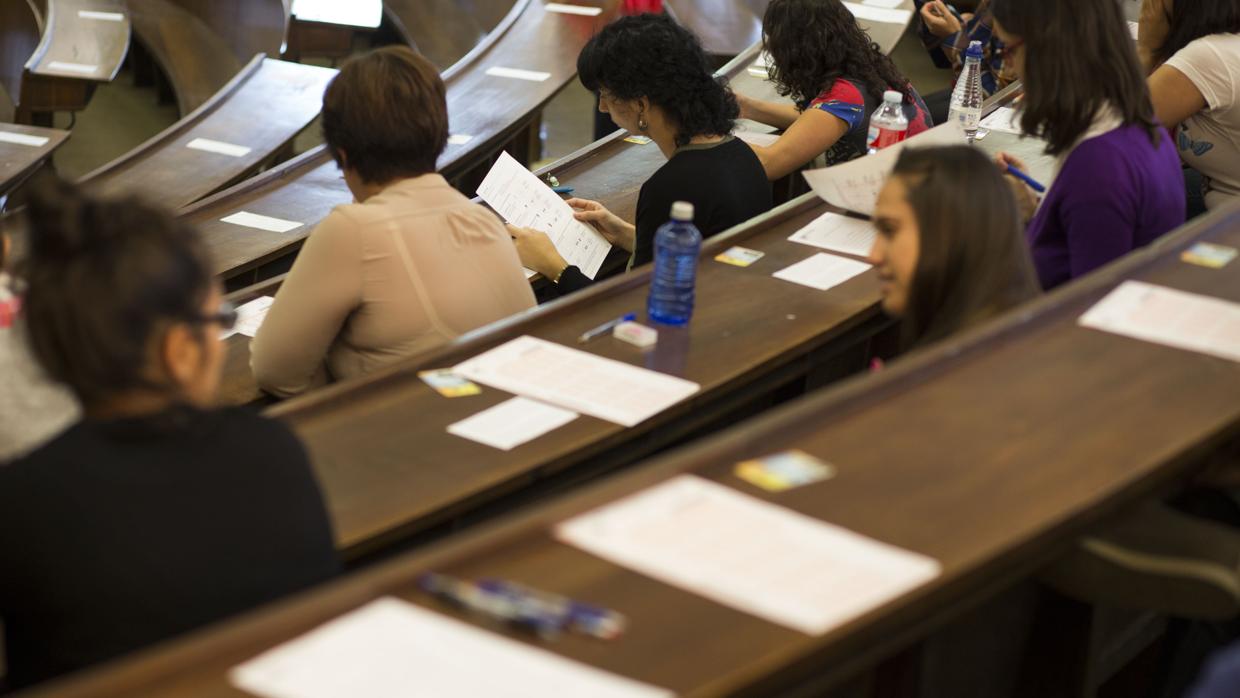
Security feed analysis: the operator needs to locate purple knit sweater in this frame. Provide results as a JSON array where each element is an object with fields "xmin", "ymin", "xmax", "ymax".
[{"xmin": 1027, "ymin": 124, "xmax": 1185, "ymax": 289}]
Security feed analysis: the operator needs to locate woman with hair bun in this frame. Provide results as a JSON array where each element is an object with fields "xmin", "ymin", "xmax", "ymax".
[
  {"xmin": 0, "ymin": 180, "xmax": 337, "ymax": 689},
  {"xmin": 511, "ymin": 12, "xmax": 773, "ymax": 295}
]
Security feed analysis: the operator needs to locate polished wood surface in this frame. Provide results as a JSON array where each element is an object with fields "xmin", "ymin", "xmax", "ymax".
[
  {"xmin": 32, "ymin": 196, "xmax": 1240, "ymax": 698},
  {"xmin": 24, "ymin": 0, "xmax": 129, "ymax": 82},
  {"xmin": 0, "ymin": 0, "xmax": 44, "ymax": 122},
  {"xmin": 0, "ymin": 122, "xmax": 69, "ymax": 202},
  {"xmin": 665, "ymin": 0, "xmax": 765, "ymax": 59},
  {"xmin": 161, "ymin": 0, "xmax": 289, "ymax": 65},
  {"xmin": 79, "ymin": 56, "xmax": 336, "ymax": 210},
  {"xmin": 383, "ymin": 0, "xmax": 516, "ymax": 70},
  {"xmin": 127, "ymin": 0, "xmax": 243, "ymax": 116}
]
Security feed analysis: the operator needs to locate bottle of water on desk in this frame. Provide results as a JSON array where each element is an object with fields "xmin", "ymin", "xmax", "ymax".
[
  {"xmin": 647, "ymin": 201, "xmax": 702, "ymax": 326},
  {"xmin": 866, "ymin": 90, "xmax": 909, "ymax": 154},
  {"xmin": 948, "ymin": 40, "xmax": 985, "ymax": 143}
]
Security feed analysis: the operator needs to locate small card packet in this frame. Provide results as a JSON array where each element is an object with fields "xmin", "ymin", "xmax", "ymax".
[
  {"xmin": 1181, "ymin": 242, "xmax": 1238, "ymax": 269},
  {"xmin": 734, "ymin": 450, "xmax": 836, "ymax": 492},
  {"xmin": 715, "ymin": 246, "xmax": 766, "ymax": 267},
  {"xmin": 419, "ymin": 369, "xmax": 482, "ymax": 398},
  {"xmin": 623, "ymin": 135, "xmax": 653, "ymax": 145}
]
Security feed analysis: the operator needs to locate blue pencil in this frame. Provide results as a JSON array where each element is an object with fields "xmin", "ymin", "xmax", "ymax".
[{"xmin": 1005, "ymin": 164, "xmax": 1046, "ymax": 193}]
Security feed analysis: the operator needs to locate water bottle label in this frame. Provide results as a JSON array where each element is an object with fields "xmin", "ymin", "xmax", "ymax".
[
  {"xmin": 949, "ymin": 106, "xmax": 981, "ymax": 131},
  {"xmin": 868, "ymin": 127, "xmax": 907, "ymax": 150}
]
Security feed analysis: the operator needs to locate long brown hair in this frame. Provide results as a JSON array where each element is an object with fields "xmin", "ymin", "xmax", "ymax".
[
  {"xmin": 893, "ymin": 146, "xmax": 1040, "ymax": 347},
  {"xmin": 991, "ymin": 0, "xmax": 1160, "ymax": 157}
]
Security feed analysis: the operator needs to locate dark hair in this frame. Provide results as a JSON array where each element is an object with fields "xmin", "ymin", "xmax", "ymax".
[
  {"xmin": 889, "ymin": 146, "xmax": 1040, "ymax": 347},
  {"xmin": 578, "ymin": 13, "xmax": 737, "ymax": 147},
  {"xmin": 321, "ymin": 46, "xmax": 448, "ymax": 184},
  {"xmin": 762, "ymin": 0, "xmax": 914, "ymax": 107},
  {"xmin": 991, "ymin": 0, "xmax": 1160, "ymax": 157},
  {"xmin": 1154, "ymin": 0, "xmax": 1240, "ymax": 65},
  {"xmin": 19, "ymin": 178, "xmax": 214, "ymax": 408}
]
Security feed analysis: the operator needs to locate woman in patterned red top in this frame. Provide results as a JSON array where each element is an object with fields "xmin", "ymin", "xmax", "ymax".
[{"xmin": 739, "ymin": 0, "xmax": 933, "ymax": 180}]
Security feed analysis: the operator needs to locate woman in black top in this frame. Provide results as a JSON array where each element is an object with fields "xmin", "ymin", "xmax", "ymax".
[
  {"xmin": 0, "ymin": 180, "xmax": 338, "ymax": 690},
  {"xmin": 510, "ymin": 13, "xmax": 773, "ymax": 296}
]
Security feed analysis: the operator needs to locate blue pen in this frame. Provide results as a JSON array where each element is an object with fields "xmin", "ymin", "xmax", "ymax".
[
  {"xmin": 1005, "ymin": 164, "xmax": 1046, "ymax": 193},
  {"xmin": 578, "ymin": 312, "xmax": 637, "ymax": 343},
  {"xmin": 552, "ymin": 185, "xmax": 575, "ymax": 195}
]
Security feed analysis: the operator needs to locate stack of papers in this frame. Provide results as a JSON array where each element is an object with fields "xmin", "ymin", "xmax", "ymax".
[
  {"xmin": 557, "ymin": 476, "xmax": 941, "ymax": 635},
  {"xmin": 1078, "ymin": 281, "xmax": 1240, "ymax": 363},
  {"xmin": 453, "ymin": 336, "xmax": 700, "ymax": 427},
  {"xmin": 231, "ymin": 597, "xmax": 673, "ymax": 698},
  {"xmin": 478, "ymin": 152, "xmax": 612, "ymax": 279}
]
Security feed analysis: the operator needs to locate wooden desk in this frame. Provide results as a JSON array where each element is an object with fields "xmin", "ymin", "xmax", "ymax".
[
  {"xmin": 383, "ymin": 0, "xmax": 517, "ymax": 70},
  {"xmin": 78, "ymin": 57, "xmax": 336, "ymax": 210},
  {"xmin": 128, "ymin": 0, "xmax": 288, "ymax": 116},
  {"xmin": 665, "ymin": 0, "xmax": 765, "ymax": 61},
  {"xmin": 285, "ymin": 0, "xmax": 383, "ymax": 64},
  {"xmin": 32, "ymin": 197, "xmax": 1240, "ymax": 698},
  {"xmin": 185, "ymin": 0, "xmax": 619, "ymax": 287},
  {"xmin": 0, "ymin": 122, "xmax": 69, "ymax": 208}
]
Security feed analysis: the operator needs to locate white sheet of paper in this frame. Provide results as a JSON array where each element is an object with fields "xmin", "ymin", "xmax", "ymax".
[
  {"xmin": 1128, "ymin": 20, "xmax": 1140, "ymax": 40},
  {"xmin": 220, "ymin": 296, "xmax": 274, "ymax": 340},
  {"xmin": 774, "ymin": 253, "xmax": 871, "ymax": 291},
  {"xmin": 486, "ymin": 66, "xmax": 552, "ymax": 82},
  {"xmin": 734, "ymin": 130, "xmax": 780, "ymax": 148},
  {"xmin": 78, "ymin": 10, "xmax": 125, "ymax": 20},
  {"xmin": 453, "ymin": 336, "xmax": 700, "ymax": 427},
  {"xmin": 1078, "ymin": 281, "xmax": 1240, "ymax": 363},
  {"xmin": 0, "ymin": 131, "xmax": 49, "ymax": 147},
  {"xmin": 447, "ymin": 133, "xmax": 474, "ymax": 145},
  {"xmin": 802, "ymin": 121, "xmax": 965, "ymax": 216},
  {"xmin": 557, "ymin": 476, "xmax": 941, "ymax": 636},
  {"xmin": 477, "ymin": 151, "xmax": 611, "ymax": 279},
  {"xmin": 291, "ymin": 0, "xmax": 382, "ymax": 27},
  {"xmin": 862, "ymin": 0, "xmax": 904, "ymax": 8},
  {"xmin": 843, "ymin": 2, "xmax": 913, "ymax": 24},
  {"xmin": 979, "ymin": 107, "xmax": 1022, "ymax": 135},
  {"xmin": 221, "ymin": 211, "xmax": 303, "ymax": 234},
  {"xmin": 545, "ymin": 2, "xmax": 604, "ymax": 15},
  {"xmin": 448, "ymin": 397, "xmax": 578, "ymax": 450},
  {"xmin": 788, "ymin": 211, "xmax": 876, "ymax": 258},
  {"xmin": 186, "ymin": 137, "xmax": 252, "ymax": 158},
  {"xmin": 46, "ymin": 61, "xmax": 99, "ymax": 75},
  {"xmin": 231, "ymin": 597, "xmax": 673, "ymax": 698}
]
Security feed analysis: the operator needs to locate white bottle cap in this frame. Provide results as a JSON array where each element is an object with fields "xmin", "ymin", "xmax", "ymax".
[
  {"xmin": 883, "ymin": 90, "xmax": 903, "ymax": 103},
  {"xmin": 670, "ymin": 201, "xmax": 694, "ymax": 221}
]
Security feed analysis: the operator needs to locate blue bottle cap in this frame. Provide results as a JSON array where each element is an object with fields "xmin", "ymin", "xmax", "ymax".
[{"xmin": 966, "ymin": 40, "xmax": 984, "ymax": 59}]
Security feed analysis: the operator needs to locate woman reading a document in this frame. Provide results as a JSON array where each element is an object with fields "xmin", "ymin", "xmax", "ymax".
[
  {"xmin": 511, "ymin": 13, "xmax": 772, "ymax": 296},
  {"xmin": 251, "ymin": 47, "xmax": 535, "ymax": 398}
]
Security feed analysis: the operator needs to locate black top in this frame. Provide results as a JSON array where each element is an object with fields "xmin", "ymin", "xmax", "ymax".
[
  {"xmin": 555, "ymin": 136, "xmax": 772, "ymax": 294},
  {"xmin": 0, "ymin": 405, "xmax": 339, "ymax": 690}
]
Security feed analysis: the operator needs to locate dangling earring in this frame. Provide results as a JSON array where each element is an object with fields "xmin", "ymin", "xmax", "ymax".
[{"xmin": 638, "ymin": 115, "xmax": 648, "ymax": 132}]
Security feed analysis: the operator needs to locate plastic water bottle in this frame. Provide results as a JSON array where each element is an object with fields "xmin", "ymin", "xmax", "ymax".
[
  {"xmin": 647, "ymin": 201, "xmax": 702, "ymax": 326},
  {"xmin": 866, "ymin": 90, "xmax": 909, "ymax": 154},
  {"xmin": 948, "ymin": 40, "xmax": 985, "ymax": 142}
]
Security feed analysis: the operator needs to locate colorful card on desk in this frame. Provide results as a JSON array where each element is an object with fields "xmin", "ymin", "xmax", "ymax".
[
  {"xmin": 735, "ymin": 450, "xmax": 836, "ymax": 492},
  {"xmin": 715, "ymin": 246, "xmax": 766, "ymax": 267},
  {"xmin": 1181, "ymin": 243, "xmax": 1238, "ymax": 269},
  {"xmin": 419, "ymin": 369, "xmax": 482, "ymax": 398},
  {"xmin": 623, "ymin": 135, "xmax": 653, "ymax": 145}
]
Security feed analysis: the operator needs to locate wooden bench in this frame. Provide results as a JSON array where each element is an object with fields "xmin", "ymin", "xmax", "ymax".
[
  {"xmin": 127, "ymin": 0, "xmax": 289, "ymax": 116},
  {"xmin": 383, "ymin": 0, "xmax": 518, "ymax": 70},
  {"xmin": 665, "ymin": 0, "xmax": 766, "ymax": 63},
  {"xmin": 0, "ymin": 122, "xmax": 70, "ymax": 210},
  {"xmin": 283, "ymin": 0, "xmax": 383, "ymax": 64},
  {"xmin": 29, "ymin": 187, "xmax": 1240, "ymax": 698},
  {"xmin": 78, "ymin": 56, "xmax": 336, "ymax": 211}
]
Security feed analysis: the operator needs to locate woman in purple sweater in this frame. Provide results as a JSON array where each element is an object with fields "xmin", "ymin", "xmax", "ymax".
[{"xmin": 990, "ymin": 0, "xmax": 1186, "ymax": 290}]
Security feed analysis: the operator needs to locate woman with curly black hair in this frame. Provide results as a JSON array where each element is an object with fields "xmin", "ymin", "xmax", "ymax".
[
  {"xmin": 510, "ymin": 12, "xmax": 773, "ymax": 296},
  {"xmin": 739, "ymin": 0, "xmax": 933, "ymax": 180}
]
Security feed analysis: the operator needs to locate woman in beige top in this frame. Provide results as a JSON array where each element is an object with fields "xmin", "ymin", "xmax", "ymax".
[{"xmin": 251, "ymin": 47, "xmax": 535, "ymax": 397}]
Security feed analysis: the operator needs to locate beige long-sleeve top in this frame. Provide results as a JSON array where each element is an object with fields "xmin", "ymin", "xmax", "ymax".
[{"xmin": 250, "ymin": 174, "xmax": 536, "ymax": 397}]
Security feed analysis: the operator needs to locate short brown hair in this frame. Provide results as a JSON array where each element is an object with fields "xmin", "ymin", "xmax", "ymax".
[{"xmin": 321, "ymin": 46, "xmax": 448, "ymax": 184}]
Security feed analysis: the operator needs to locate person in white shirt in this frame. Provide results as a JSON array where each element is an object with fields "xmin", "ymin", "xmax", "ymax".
[{"xmin": 1148, "ymin": 1, "xmax": 1240, "ymax": 212}]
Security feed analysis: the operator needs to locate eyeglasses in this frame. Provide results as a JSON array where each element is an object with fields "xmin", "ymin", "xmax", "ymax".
[
  {"xmin": 996, "ymin": 37, "xmax": 1025, "ymax": 61},
  {"xmin": 187, "ymin": 301, "xmax": 238, "ymax": 332}
]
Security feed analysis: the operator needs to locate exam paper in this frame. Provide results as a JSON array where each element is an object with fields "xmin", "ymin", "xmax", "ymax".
[
  {"xmin": 221, "ymin": 211, "xmax": 303, "ymax": 233},
  {"xmin": 843, "ymin": 2, "xmax": 913, "ymax": 24},
  {"xmin": 557, "ymin": 476, "xmax": 941, "ymax": 636},
  {"xmin": 773, "ymin": 253, "xmax": 872, "ymax": 291},
  {"xmin": 477, "ymin": 151, "xmax": 612, "ymax": 279},
  {"xmin": 453, "ymin": 336, "xmax": 700, "ymax": 427},
  {"xmin": 862, "ymin": 0, "xmax": 904, "ymax": 8},
  {"xmin": 220, "ymin": 296, "xmax": 274, "ymax": 340},
  {"xmin": 448, "ymin": 397, "xmax": 578, "ymax": 451},
  {"xmin": 1078, "ymin": 281, "xmax": 1240, "ymax": 363},
  {"xmin": 788, "ymin": 211, "xmax": 876, "ymax": 258},
  {"xmin": 734, "ymin": 130, "xmax": 781, "ymax": 148},
  {"xmin": 979, "ymin": 107, "xmax": 1022, "ymax": 136},
  {"xmin": 802, "ymin": 121, "xmax": 965, "ymax": 216},
  {"xmin": 231, "ymin": 597, "xmax": 673, "ymax": 698}
]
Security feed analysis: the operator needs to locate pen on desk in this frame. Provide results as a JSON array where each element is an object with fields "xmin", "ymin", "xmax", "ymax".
[
  {"xmin": 552, "ymin": 185, "xmax": 575, "ymax": 195},
  {"xmin": 578, "ymin": 313, "xmax": 637, "ymax": 344},
  {"xmin": 1005, "ymin": 164, "xmax": 1046, "ymax": 193}
]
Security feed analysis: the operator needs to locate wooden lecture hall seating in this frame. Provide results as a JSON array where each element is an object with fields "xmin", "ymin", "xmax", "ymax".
[{"xmin": 0, "ymin": 122, "xmax": 68, "ymax": 209}]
